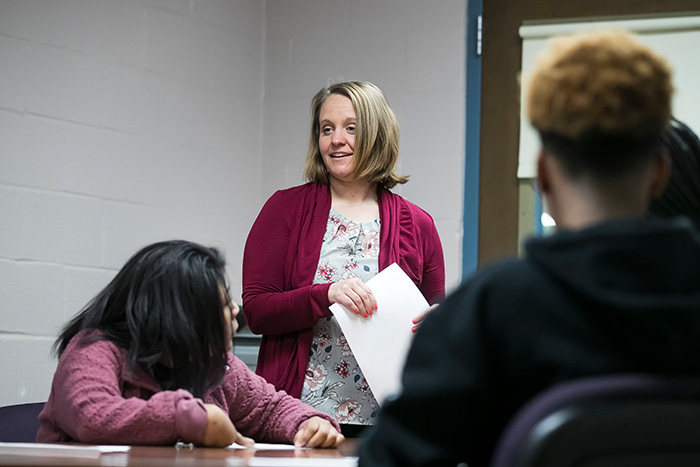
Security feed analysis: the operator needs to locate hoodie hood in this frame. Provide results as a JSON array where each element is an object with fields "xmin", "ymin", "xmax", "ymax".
[
  {"xmin": 526, "ymin": 216, "xmax": 700, "ymax": 312},
  {"xmin": 521, "ymin": 216, "xmax": 700, "ymax": 373}
]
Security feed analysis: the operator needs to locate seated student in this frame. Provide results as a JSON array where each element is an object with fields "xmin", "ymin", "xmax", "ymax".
[
  {"xmin": 649, "ymin": 118, "xmax": 700, "ymax": 229},
  {"xmin": 358, "ymin": 30, "xmax": 700, "ymax": 467},
  {"xmin": 37, "ymin": 240, "xmax": 344, "ymax": 448}
]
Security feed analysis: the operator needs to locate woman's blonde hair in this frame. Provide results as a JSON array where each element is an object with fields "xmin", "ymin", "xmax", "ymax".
[
  {"xmin": 526, "ymin": 29, "xmax": 673, "ymax": 177},
  {"xmin": 303, "ymin": 81, "xmax": 408, "ymax": 188}
]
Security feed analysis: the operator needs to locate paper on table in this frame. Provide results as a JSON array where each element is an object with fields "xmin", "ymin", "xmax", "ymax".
[
  {"xmin": 330, "ymin": 263, "xmax": 429, "ymax": 405},
  {"xmin": 247, "ymin": 458, "xmax": 357, "ymax": 467},
  {"xmin": 0, "ymin": 442, "xmax": 130, "ymax": 459},
  {"xmin": 228, "ymin": 442, "xmax": 306, "ymax": 450}
]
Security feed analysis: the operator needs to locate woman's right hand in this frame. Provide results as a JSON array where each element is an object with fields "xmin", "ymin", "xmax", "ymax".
[
  {"xmin": 328, "ymin": 277, "xmax": 377, "ymax": 318},
  {"xmin": 202, "ymin": 403, "xmax": 255, "ymax": 447}
]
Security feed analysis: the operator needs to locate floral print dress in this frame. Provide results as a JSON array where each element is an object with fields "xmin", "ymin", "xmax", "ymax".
[{"xmin": 300, "ymin": 208, "xmax": 380, "ymax": 425}]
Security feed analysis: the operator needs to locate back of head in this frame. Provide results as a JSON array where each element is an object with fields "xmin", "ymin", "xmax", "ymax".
[
  {"xmin": 304, "ymin": 80, "xmax": 407, "ymax": 188},
  {"xmin": 527, "ymin": 30, "xmax": 673, "ymax": 179},
  {"xmin": 649, "ymin": 118, "xmax": 700, "ymax": 230},
  {"xmin": 55, "ymin": 240, "xmax": 229, "ymax": 397}
]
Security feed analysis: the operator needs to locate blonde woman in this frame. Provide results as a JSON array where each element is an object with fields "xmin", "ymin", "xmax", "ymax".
[{"xmin": 242, "ymin": 81, "xmax": 445, "ymax": 437}]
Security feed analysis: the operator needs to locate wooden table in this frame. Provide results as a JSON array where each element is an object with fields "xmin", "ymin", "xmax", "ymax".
[{"xmin": 0, "ymin": 439, "xmax": 360, "ymax": 466}]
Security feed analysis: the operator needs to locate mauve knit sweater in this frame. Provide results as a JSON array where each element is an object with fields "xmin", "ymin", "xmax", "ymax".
[{"xmin": 37, "ymin": 330, "xmax": 339, "ymax": 445}]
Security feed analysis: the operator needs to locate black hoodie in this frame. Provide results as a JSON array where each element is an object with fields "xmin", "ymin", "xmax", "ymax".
[{"xmin": 359, "ymin": 216, "xmax": 700, "ymax": 467}]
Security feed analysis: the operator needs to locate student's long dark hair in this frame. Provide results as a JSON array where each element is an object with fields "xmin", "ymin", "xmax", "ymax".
[
  {"xmin": 54, "ymin": 240, "xmax": 230, "ymax": 398},
  {"xmin": 649, "ymin": 118, "xmax": 700, "ymax": 230}
]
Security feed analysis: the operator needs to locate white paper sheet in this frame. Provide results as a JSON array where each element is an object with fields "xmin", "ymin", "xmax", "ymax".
[
  {"xmin": 228, "ymin": 442, "xmax": 306, "ymax": 450},
  {"xmin": 247, "ymin": 458, "xmax": 357, "ymax": 467},
  {"xmin": 0, "ymin": 442, "xmax": 130, "ymax": 459},
  {"xmin": 330, "ymin": 263, "xmax": 429, "ymax": 405}
]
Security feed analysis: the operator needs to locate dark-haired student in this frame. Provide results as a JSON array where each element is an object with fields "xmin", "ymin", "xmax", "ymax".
[
  {"xmin": 37, "ymin": 240, "xmax": 344, "ymax": 448},
  {"xmin": 359, "ymin": 30, "xmax": 700, "ymax": 467},
  {"xmin": 649, "ymin": 118, "xmax": 700, "ymax": 229}
]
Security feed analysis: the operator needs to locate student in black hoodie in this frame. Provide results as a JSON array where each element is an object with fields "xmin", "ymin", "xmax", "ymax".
[{"xmin": 358, "ymin": 30, "xmax": 700, "ymax": 467}]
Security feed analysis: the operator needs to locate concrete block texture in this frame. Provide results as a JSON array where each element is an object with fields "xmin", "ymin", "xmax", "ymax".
[
  {"xmin": 0, "ymin": 186, "xmax": 23, "ymax": 258},
  {"xmin": 0, "ymin": 338, "xmax": 19, "ymax": 406},
  {"xmin": 406, "ymin": 27, "xmax": 465, "ymax": 92},
  {"xmin": 401, "ymin": 151, "xmax": 463, "ymax": 221},
  {"xmin": 17, "ymin": 338, "xmax": 57, "ymax": 403},
  {"xmin": 265, "ymin": 0, "xmax": 350, "ymax": 43},
  {"xmin": 0, "ymin": 35, "xmax": 26, "ymax": 112},
  {"xmin": 0, "ymin": 260, "xmax": 65, "ymax": 336},
  {"xmin": 0, "ymin": 0, "xmax": 266, "ymax": 405},
  {"xmin": 348, "ymin": 0, "xmax": 465, "ymax": 33},
  {"xmin": 0, "ymin": 336, "xmax": 55, "ymax": 406},
  {"xmin": 22, "ymin": 190, "xmax": 103, "ymax": 267},
  {"xmin": 261, "ymin": 96, "xmax": 309, "ymax": 196},
  {"xmin": 24, "ymin": 43, "xmax": 141, "ymax": 131},
  {"xmin": 434, "ymin": 219, "xmax": 463, "ymax": 294},
  {"xmin": 144, "ymin": 7, "xmax": 215, "ymax": 85},
  {"xmin": 64, "ymin": 266, "xmax": 116, "ymax": 321}
]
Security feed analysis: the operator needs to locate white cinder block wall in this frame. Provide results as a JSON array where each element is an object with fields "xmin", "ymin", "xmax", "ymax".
[
  {"xmin": 0, "ymin": 0, "xmax": 466, "ymax": 406},
  {"xmin": 262, "ymin": 0, "xmax": 466, "ymax": 292},
  {"xmin": 0, "ymin": 0, "xmax": 265, "ymax": 406}
]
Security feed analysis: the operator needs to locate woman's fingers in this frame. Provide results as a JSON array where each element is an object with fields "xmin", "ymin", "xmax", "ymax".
[
  {"xmin": 328, "ymin": 278, "xmax": 376, "ymax": 318},
  {"xmin": 341, "ymin": 281, "xmax": 373, "ymax": 317},
  {"xmin": 411, "ymin": 303, "xmax": 439, "ymax": 333}
]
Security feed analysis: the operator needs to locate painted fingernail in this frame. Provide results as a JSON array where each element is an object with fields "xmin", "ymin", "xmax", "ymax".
[{"xmin": 374, "ymin": 304, "xmax": 378, "ymax": 310}]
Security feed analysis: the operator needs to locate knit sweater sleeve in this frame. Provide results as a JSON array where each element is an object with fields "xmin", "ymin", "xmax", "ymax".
[
  {"xmin": 221, "ymin": 354, "xmax": 340, "ymax": 443},
  {"xmin": 37, "ymin": 334, "xmax": 208, "ymax": 445}
]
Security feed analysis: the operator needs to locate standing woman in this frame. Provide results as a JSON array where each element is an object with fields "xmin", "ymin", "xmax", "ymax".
[{"xmin": 242, "ymin": 81, "xmax": 445, "ymax": 436}]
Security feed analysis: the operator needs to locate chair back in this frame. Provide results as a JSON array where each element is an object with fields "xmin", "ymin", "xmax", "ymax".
[
  {"xmin": 0, "ymin": 402, "xmax": 45, "ymax": 443},
  {"xmin": 490, "ymin": 374, "xmax": 700, "ymax": 467}
]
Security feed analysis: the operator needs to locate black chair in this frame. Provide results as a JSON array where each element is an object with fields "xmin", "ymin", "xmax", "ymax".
[
  {"xmin": 490, "ymin": 374, "xmax": 700, "ymax": 467},
  {"xmin": 0, "ymin": 402, "xmax": 45, "ymax": 443}
]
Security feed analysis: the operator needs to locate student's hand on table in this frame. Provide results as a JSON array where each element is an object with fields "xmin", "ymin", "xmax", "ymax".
[
  {"xmin": 411, "ymin": 303, "xmax": 439, "ymax": 333},
  {"xmin": 293, "ymin": 416, "xmax": 345, "ymax": 448},
  {"xmin": 203, "ymin": 403, "xmax": 254, "ymax": 447},
  {"xmin": 329, "ymin": 278, "xmax": 377, "ymax": 318}
]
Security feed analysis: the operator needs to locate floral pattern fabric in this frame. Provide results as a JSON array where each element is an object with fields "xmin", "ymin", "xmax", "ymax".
[{"xmin": 301, "ymin": 208, "xmax": 380, "ymax": 425}]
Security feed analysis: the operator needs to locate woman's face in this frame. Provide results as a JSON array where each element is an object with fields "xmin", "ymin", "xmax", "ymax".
[
  {"xmin": 319, "ymin": 94, "xmax": 357, "ymax": 183},
  {"xmin": 221, "ymin": 290, "xmax": 239, "ymax": 352}
]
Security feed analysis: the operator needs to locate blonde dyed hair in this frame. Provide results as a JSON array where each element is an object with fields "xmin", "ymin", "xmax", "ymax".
[
  {"xmin": 527, "ymin": 29, "xmax": 673, "ymax": 139},
  {"xmin": 304, "ymin": 81, "xmax": 408, "ymax": 189}
]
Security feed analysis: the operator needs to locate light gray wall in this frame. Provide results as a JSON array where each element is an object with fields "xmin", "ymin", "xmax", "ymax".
[
  {"xmin": 0, "ymin": 0, "xmax": 265, "ymax": 406},
  {"xmin": 0, "ymin": 0, "xmax": 466, "ymax": 406},
  {"xmin": 262, "ymin": 0, "xmax": 466, "ymax": 292}
]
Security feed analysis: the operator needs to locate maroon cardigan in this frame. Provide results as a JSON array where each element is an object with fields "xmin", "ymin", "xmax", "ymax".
[{"xmin": 242, "ymin": 182, "xmax": 445, "ymax": 397}]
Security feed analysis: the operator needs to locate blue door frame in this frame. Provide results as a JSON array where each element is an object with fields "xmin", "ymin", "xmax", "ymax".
[{"xmin": 462, "ymin": 0, "xmax": 483, "ymax": 280}]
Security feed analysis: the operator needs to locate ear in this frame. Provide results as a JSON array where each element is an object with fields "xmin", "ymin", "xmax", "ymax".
[
  {"xmin": 649, "ymin": 151, "xmax": 671, "ymax": 198},
  {"xmin": 536, "ymin": 149, "xmax": 551, "ymax": 194}
]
